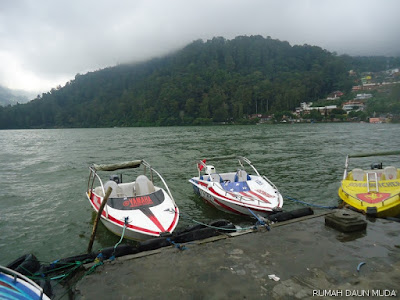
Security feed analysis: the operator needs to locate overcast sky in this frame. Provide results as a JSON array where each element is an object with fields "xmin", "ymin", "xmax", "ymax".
[{"xmin": 1, "ymin": 0, "xmax": 399, "ymax": 94}]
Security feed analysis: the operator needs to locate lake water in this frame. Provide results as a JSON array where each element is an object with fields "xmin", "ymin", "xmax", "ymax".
[{"xmin": 1, "ymin": 123, "xmax": 399, "ymax": 266}]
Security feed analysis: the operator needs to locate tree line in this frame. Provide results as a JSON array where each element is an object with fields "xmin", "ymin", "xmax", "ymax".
[{"xmin": 1, "ymin": 35, "xmax": 399, "ymax": 129}]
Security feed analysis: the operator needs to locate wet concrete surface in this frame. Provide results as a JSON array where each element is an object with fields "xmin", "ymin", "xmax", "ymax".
[{"xmin": 72, "ymin": 209, "xmax": 400, "ymax": 299}]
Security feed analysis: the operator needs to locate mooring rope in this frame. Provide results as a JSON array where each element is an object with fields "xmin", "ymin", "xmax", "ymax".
[
  {"xmin": 166, "ymin": 238, "xmax": 187, "ymax": 251},
  {"xmin": 178, "ymin": 211, "xmax": 267, "ymax": 231},
  {"xmin": 109, "ymin": 216, "xmax": 129, "ymax": 260},
  {"xmin": 19, "ymin": 259, "xmax": 85, "ymax": 286},
  {"xmin": 247, "ymin": 208, "xmax": 271, "ymax": 231},
  {"xmin": 284, "ymin": 195, "xmax": 338, "ymax": 209},
  {"xmin": 53, "ymin": 260, "xmax": 104, "ymax": 300},
  {"xmin": 34, "ymin": 218, "xmax": 130, "ymax": 298}
]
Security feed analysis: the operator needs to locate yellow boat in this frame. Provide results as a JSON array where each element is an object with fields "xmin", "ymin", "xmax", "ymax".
[{"xmin": 338, "ymin": 150, "xmax": 400, "ymax": 217}]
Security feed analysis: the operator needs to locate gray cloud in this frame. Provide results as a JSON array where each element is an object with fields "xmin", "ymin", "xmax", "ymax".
[{"xmin": 1, "ymin": 0, "xmax": 399, "ymax": 93}]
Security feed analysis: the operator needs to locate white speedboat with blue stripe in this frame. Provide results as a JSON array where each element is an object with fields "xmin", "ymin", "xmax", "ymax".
[{"xmin": 189, "ymin": 156, "xmax": 283, "ymax": 217}]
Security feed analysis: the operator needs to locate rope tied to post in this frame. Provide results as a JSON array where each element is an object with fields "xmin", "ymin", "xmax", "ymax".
[{"xmin": 109, "ymin": 217, "xmax": 129, "ymax": 261}]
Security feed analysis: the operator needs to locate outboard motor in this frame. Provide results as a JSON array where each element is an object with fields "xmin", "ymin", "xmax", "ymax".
[
  {"xmin": 110, "ymin": 174, "xmax": 122, "ymax": 184},
  {"xmin": 205, "ymin": 165, "xmax": 216, "ymax": 175},
  {"xmin": 370, "ymin": 162, "xmax": 383, "ymax": 170}
]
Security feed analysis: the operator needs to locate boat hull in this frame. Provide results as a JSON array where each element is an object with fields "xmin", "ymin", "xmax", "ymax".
[
  {"xmin": 190, "ymin": 175, "xmax": 283, "ymax": 217},
  {"xmin": 0, "ymin": 266, "xmax": 51, "ymax": 300},
  {"xmin": 87, "ymin": 191, "xmax": 179, "ymax": 241},
  {"xmin": 338, "ymin": 178, "xmax": 400, "ymax": 217}
]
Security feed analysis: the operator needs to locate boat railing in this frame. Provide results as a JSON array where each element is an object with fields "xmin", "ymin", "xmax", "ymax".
[
  {"xmin": 88, "ymin": 160, "xmax": 177, "ymax": 217},
  {"xmin": 233, "ymin": 193, "xmax": 262, "ymax": 206},
  {"xmin": 142, "ymin": 160, "xmax": 177, "ymax": 207},
  {"xmin": 0, "ymin": 266, "xmax": 46, "ymax": 299},
  {"xmin": 88, "ymin": 167, "xmax": 105, "ymax": 193},
  {"xmin": 202, "ymin": 174, "xmax": 276, "ymax": 207},
  {"xmin": 239, "ymin": 157, "xmax": 280, "ymax": 192},
  {"xmin": 237, "ymin": 194, "xmax": 259, "ymax": 203},
  {"xmin": 343, "ymin": 155, "xmax": 350, "ymax": 180},
  {"xmin": 195, "ymin": 156, "xmax": 261, "ymax": 177},
  {"xmin": 238, "ymin": 156, "xmax": 261, "ymax": 177},
  {"xmin": 87, "ymin": 166, "xmax": 109, "ymax": 218},
  {"xmin": 341, "ymin": 186, "xmax": 364, "ymax": 207},
  {"xmin": 341, "ymin": 183, "xmax": 399, "ymax": 208},
  {"xmin": 262, "ymin": 175, "xmax": 279, "ymax": 191}
]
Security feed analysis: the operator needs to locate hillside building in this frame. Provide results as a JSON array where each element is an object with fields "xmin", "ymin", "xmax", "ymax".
[
  {"xmin": 295, "ymin": 102, "xmax": 337, "ymax": 116},
  {"xmin": 342, "ymin": 101, "xmax": 365, "ymax": 113}
]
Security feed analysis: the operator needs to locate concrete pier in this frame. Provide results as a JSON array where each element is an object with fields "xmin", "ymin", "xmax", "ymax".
[{"xmin": 73, "ymin": 209, "xmax": 400, "ymax": 299}]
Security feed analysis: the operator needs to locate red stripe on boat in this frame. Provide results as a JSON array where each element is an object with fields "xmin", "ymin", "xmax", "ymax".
[
  {"xmin": 214, "ymin": 198, "xmax": 246, "ymax": 215},
  {"xmin": 167, "ymin": 208, "xmax": 179, "ymax": 232},
  {"xmin": 0, "ymin": 281, "xmax": 18, "ymax": 291},
  {"xmin": 209, "ymin": 188, "xmax": 272, "ymax": 213},
  {"xmin": 209, "ymin": 187, "xmax": 232, "ymax": 200},
  {"xmin": 246, "ymin": 191, "xmax": 271, "ymax": 204},
  {"xmin": 106, "ymin": 213, "xmax": 161, "ymax": 235},
  {"xmin": 90, "ymin": 194, "xmax": 109, "ymax": 218},
  {"xmin": 239, "ymin": 191, "xmax": 254, "ymax": 200},
  {"xmin": 142, "ymin": 208, "xmax": 166, "ymax": 232},
  {"xmin": 90, "ymin": 194, "xmax": 168, "ymax": 235}
]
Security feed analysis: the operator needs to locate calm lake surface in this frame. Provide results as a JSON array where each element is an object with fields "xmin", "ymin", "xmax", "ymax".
[{"xmin": 1, "ymin": 123, "xmax": 399, "ymax": 265}]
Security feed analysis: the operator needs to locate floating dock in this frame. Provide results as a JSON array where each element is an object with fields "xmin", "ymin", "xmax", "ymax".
[{"xmin": 73, "ymin": 209, "xmax": 400, "ymax": 299}]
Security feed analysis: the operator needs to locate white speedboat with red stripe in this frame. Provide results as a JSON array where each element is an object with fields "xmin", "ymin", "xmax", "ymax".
[
  {"xmin": 87, "ymin": 160, "xmax": 179, "ymax": 241},
  {"xmin": 189, "ymin": 156, "xmax": 283, "ymax": 217}
]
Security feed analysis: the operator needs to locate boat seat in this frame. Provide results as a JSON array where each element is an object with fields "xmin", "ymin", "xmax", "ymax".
[
  {"xmin": 118, "ymin": 183, "xmax": 134, "ymax": 197},
  {"xmin": 208, "ymin": 173, "xmax": 223, "ymax": 183},
  {"xmin": 384, "ymin": 166, "xmax": 397, "ymax": 180},
  {"xmin": 103, "ymin": 181, "xmax": 120, "ymax": 198},
  {"xmin": 234, "ymin": 170, "xmax": 251, "ymax": 182},
  {"xmin": 352, "ymin": 169, "xmax": 365, "ymax": 181},
  {"xmin": 135, "ymin": 175, "xmax": 155, "ymax": 196}
]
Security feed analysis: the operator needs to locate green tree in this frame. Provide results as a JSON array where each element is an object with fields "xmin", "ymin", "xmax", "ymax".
[{"xmin": 2, "ymin": 35, "xmax": 385, "ymax": 129}]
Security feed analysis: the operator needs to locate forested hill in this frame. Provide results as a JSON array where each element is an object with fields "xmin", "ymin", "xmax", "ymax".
[{"xmin": 0, "ymin": 35, "xmax": 397, "ymax": 128}]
